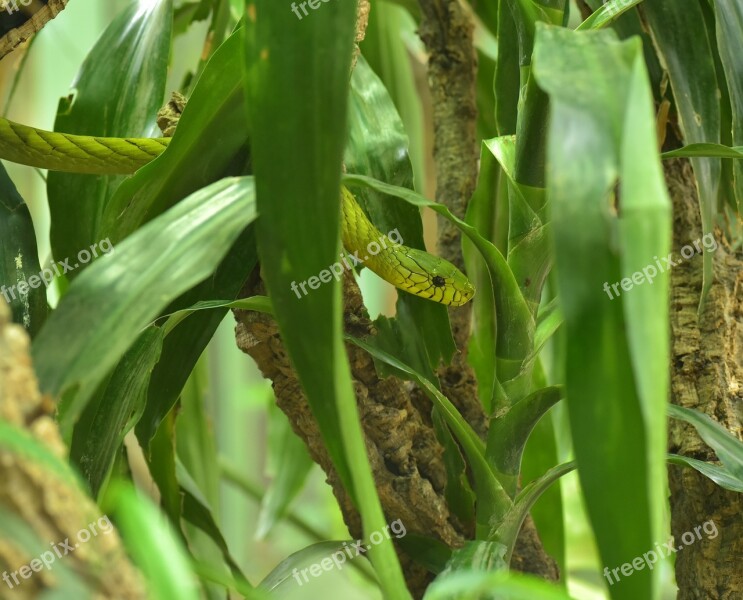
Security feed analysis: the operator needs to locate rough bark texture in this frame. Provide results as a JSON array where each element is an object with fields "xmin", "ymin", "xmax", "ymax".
[
  {"xmin": 666, "ymin": 158, "xmax": 743, "ymax": 599},
  {"xmin": 234, "ymin": 272, "xmax": 465, "ymax": 599},
  {"xmin": 0, "ymin": 299, "xmax": 146, "ymax": 599}
]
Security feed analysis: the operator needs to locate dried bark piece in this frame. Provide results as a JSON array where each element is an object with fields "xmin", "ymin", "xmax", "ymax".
[{"xmin": 0, "ymin": 0, "xmax": 69, "ymax": 60}]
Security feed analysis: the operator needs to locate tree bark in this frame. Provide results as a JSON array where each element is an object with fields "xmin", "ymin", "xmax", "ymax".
[
  {"xmin": 234, "ymin": 272, "xmax": 465, "ymax": 599},
  {"xmin": 666, "ymin": 158, "xmax": 743, "ymax": 599},
  {"xmin": 0, "ymin": 299, "xmax": 146, "ymax": 599}
]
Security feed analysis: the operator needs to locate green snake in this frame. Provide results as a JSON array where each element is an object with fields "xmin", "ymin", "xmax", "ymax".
[{"xmin": 0, "ymin": 116, "xmax": 474, "ymax": 306}]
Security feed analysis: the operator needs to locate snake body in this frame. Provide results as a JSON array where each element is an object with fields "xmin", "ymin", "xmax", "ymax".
[{"xmin": 0, "ymin": 116, "xmax": 474, "ymax": 306}]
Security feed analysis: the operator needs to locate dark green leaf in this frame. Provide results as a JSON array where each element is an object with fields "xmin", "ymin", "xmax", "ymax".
[
  {"xmin": 0, "ymin": 163, "xmax": 47, "ymax": 336},
  {"xmin": 643, "ymin": 0, "xmax": 721, "ymax": 299},
  {"xmin": 667, "ymin": 454, "xmax": 743, "ymax": 493},
  {"xmin": 244, "ymin": 2, "xmax": 408, "ymax": 595},
  {"xmin": 534, "ymin": 24, "xmax": 669, "ymax": 600},
  {"xmin": 100, "ymin": 29, "xmax": 249, "ymax": 242},
  {"xmin": 668, "ymin": 404, "xmax": 743, "ymax": 482},
  {"xmin": 48, "ymin": 0, "xmax": 172, "ymax": 268},
  {"xmin": 32, "ymin": 177, "xmax": 256, "ymax": 432},
  {"xmin": 487, "ymin": 386, "xmax": 563, "ymax": 497},
  {"xmin": 70, "ymin": 326, "xmax": 164, "ymax": 496}
]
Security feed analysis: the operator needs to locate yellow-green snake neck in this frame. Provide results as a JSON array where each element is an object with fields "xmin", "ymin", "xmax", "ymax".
[
  {"xmin": 341, "ymin": 187, "xmax": 474, "ymax": 306},
  {"xmin": 0, "ymin": 116, "xmax": 474, "ymax": 306}
]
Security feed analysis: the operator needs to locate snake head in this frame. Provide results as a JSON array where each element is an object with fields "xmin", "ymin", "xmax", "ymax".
[{"xmin": 396, "ymin": 247, "xmax": 475, "ymax": 307}]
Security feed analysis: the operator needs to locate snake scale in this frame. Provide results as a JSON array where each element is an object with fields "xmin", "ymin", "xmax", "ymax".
[{"xmin": 0, "ymin": 115, "xmax": 474, "ymax": 306}]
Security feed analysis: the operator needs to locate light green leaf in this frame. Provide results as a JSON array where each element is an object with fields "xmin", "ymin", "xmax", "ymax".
[
  {"xmin": 32, "ymin": 177, "xmax": 256, "ymax": 432},
  {"xmin": 668, "ymin": 404, "xmax": 743, "ymax": 482},
  {"xmin": 534, "ymin": 24, "xmax": 668, "ymax": 600}
]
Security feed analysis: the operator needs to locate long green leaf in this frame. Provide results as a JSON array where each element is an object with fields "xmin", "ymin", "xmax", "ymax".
[
  {"xmin": 70, "ymin": 326, "xmax": 164, "ymax": 495},
  {"xmin": 32, "ymin": 177, "xmax": 256, "ymax": 432},
  {"xmin": 425, "ymin": 570, "xmax": 577, "ymax": 600},
  {"xmin": 100, "ymin": 28, "xmax": 249, "ymax": 242},
  {"xmin": 105, "ymin": 481, "xmax": 201, "ymax": 600},
  {"xmin": 643, "ymin": 0, "xmax": 721, "ymax": 300},
  {"xmin": 712, "ymin": 0, "xmax": 743, "ymax": 215},
  {"xmin": 488, "ymin": 386, "xmax": 563, "ymax": 497},
  {"xmin": 667, "ymin": 454, "xmax": 743, "ymax": 494},
  {"xmin": 48, "ymin": 0, "xmax": 172, "ymax": 267},
  {"xmin": 346, "ymin": 335, "xmax": 512, "ymax": 539},
  {"xmin": 534, "ymin": 24, "xmax": 668, "ymax": 600},
  {"xmin": 243, "ymin": 2, "xmax": 408, "ymax": 596},
  {"xmin": 668, "ymin": 404, "xmax": 743, "ymax": 482}
]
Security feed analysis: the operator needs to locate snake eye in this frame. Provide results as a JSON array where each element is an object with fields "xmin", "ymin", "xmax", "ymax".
[{"xmin": 432, "ymin": 275, "xmax": 446, "ymax": 288}]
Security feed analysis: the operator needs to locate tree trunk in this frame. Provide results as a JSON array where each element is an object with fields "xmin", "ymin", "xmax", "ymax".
[
  {"xmin": 0, "ymin": 300, "xmax": 145, "ymax": 599},
  {"xmin": 666, "ymin": 158, "xmax": 743, "ymax": 599}
]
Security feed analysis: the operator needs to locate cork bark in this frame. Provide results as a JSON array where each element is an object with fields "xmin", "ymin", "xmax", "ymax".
[
  {"xmin": 666, "ymin": 158, "xmax": 743, "ymax": 599},
  {"xmin": 0, "ymin": 299, "xmax": 146, "ymax": 599},
  {"xmin": 234, "ymin": 272, "xmax": 465, "ymax": 599}
]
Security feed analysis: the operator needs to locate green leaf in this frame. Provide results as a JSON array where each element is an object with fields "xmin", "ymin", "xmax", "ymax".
[
  {"xmin": 70, "ymin": 326, "xmax": 164, "ymax": 496},
  {"xmin": 425, "ymin": 569, "xmax": 578, "ymax": 600},
  {"xmin": 643, "ymin": 0, "xmax": 721, "ymax": 300},
  {"xmin": 534, "ymin": 24, "xmax": 669, "ymax": 600},
  {"xmin": 258, "ymin": 541, "xmax": 376, "ymax": 593},
  {"xmin": 463, "ymin": 148, "xmax": 501, "ymax": 412},
  {"xmin": 441, "ymin": 540, "xmax": 508, "ymax": 575},
  {"xmin": 520, "ymin": 395, "xmax": 564, "ymax": 574},
  {"xmin": 432, "ymin": 409, "xmax": 476, "ymax": 528},
  {"xmin": 661, "ymin": 143, "xmax": 743, "ymax": 159},
  {"xmin": 0, "ymin": 163, "xmax": 47, "ymax": 336},
  {"xmin": 177, "ymin": 459, "xmax": 250, "ymax": 585},
  {"xmin": 100, "ymin": 29, "xmax": 249, "ymax": 242},
  {"xmin": 48, "ymin": 0, "xmax": 172, "ymax": 268},
  {"xmin": 397, "ymin": 533, "xmax": 453, "ymax": 575},
  {"xmin": 667, "ymin": 454, "xmax": 743, "ymax": 494},
  {"xmin": 243, "ymin": 3, "xmax": 408, "ymax": 596},
  {"xmin": 487, "ymin": 386, "xmax": 563, "ymax": 497},
  {"xmin": 576, "ymin": 0, "xmax": 646, "ymax": 31},
  {"xmin": 668, "ymin": 404, "xmax": 743, "ymax": 482},
  {"xmin": 256, "ymin": 404, "xmax": 314, "ymax": 540},
  {"xmin": 104, "ymin": 481, "xmax": 202, "ymax": 600},
  {"xmin": 191, "ymin": 561, "xmax": 270, "ymax": 600},
  {"xmin": 712, "ymin": 0, "xmax": 743, "ymax": 214},
  {"xmin": 484, "ymin": 461, "xmax": 575, "ymax": 568},
  {"xmin": 32, "ymin": 177, "xmax": 257, "ymax": 432}
]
